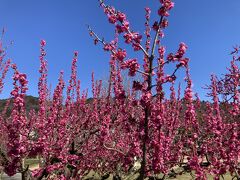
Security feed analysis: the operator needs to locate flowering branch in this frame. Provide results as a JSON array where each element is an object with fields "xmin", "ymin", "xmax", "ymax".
[{"xmin": 98, "ymin": 0, "xmax": 149, "ymax": 57}]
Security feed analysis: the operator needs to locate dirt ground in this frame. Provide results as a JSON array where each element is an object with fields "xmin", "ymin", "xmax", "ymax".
[
  {"xmin": 0, "ymin": 162, "xmax": 235, "ymax": 180},
  {"xmin": 83, "ymin": 169, "xmax": 234, "ymax": 180}
]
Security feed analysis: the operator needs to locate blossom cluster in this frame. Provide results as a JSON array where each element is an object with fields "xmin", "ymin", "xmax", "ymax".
[{"xmin": 0, "ymin": 1, "xmax": 239, "ymax": 180}]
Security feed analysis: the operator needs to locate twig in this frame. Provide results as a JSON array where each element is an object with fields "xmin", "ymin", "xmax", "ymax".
[
  {"xmin": 98, "ymin": 0, "xmax": 149, "ymax": 57},
  {"xmin": 88, "ymin": 25, "xmax": 148, "ymax": 77},
  {"xmin": 150, "ymin": 16, "xmax": 164, "ymax": 58},
  {"xmin": 103, "ymin": 143, "xmax": 126, "ymax": 155},
  {"xmin": 87, "ymin": 25, "xmax": 116, "ymax": 54},
  {"xmin": 153, "ymin": 60, "xmax": 171, "ymax": 70},
  {"xmin": 136, "ymin": 70, "xmax": 148, "ymax": 76}
]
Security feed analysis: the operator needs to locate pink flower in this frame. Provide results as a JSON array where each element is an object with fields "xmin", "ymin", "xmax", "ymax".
[
  {"xmin": 177, "ymin": 58, "xmax": 189, "ymax": 68},
  {"xmin": 167, "ymin": 53, "xmax": 176, "ymax": 61},
  {"xmin": 158, "ymin": 0, "xmax": 174, "ymax": 16},
  {"xmin": 115, "ymin": 49, "xmax": 127, "ymax": 62},
  {"xmin": 121, "ymin": 58, "xmax": 140, "ymax": 76},
  {"xmin": 117, "ymin": 12, "xmax": 126, "ymax": 22},
  {"xmin": 159, "ymin": 0, "xmax": 174, "ymax": 10},
  {"xmin": 140, "ymin": 91, "xmax": 152, "ymax": 106},
  {"xmin": 103, "ymin": 43, "xmax": 113, "ymax": 51},
  {"xmin": 164, "ymin": 74, "xmax": 176, "ymax": 82},
  {"xmin": 74, "ymin": 51, "xmax": 78, "ymax": 57},
  {"xmin": 40, "ymin": 39, "xmax": 46, "ymax": 47},
  {"xmin": 116, "ymin": 24, "xmax": 125, "ymax": 33},
  {"xmin": 158, "ymin": 7, "xmax": 169, "ymax": 17},
  {"xmin": 152, "ymin": 21, "xmax": 159, "ymax": 31},
  {"xmin": 160, "ymin": 19, "xmax": 169, "ymax": 28},
  {"xmin": 108, "ymin": 14, "xmax": 117, "ymax": 24},
  {"xmin": 176, "ymin": 42, "xmax": 187, "ymax": 58}
]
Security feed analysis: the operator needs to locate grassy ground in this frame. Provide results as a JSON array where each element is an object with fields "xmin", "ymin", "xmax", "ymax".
[
  {"xmin": 3, "ymin": 159, "xmax": 233, "ymax": 180},
  {"xmin": 24, "ymin": 158, "xmax": 40, "ymax": 170},
  {"xmin": 84, "ymin": 170, "xmax": 234, "ymax": 180}
]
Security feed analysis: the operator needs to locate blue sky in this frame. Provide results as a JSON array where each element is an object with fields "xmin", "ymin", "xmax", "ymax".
[{"xmin": 0, "ymin": 0, "xmax": 239, "ymax": 99}]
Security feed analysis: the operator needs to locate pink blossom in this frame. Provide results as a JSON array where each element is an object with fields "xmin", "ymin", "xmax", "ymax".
[{"xmin": 40, "ymin": 39, "xmax": 46, "ymax": 46}]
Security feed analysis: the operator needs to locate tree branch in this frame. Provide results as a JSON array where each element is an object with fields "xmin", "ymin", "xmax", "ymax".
[
  {"xmin": 103, "ymin": 143, "xmax": 126, "ymax": 156},
  {"xmin": 98, "ymin": 0, "xmax": 149, "ymax": 57}
]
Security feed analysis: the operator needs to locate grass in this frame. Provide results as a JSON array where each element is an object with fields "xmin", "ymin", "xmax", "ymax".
[{"xmin": 21, "ymin": 159, "xmax": 236, "ymax": 179}]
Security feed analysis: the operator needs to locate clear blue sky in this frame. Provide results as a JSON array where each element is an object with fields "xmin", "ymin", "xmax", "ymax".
[{"xmin": 0, "ymin": 0, "xmax": 240, "ymax": 99}]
